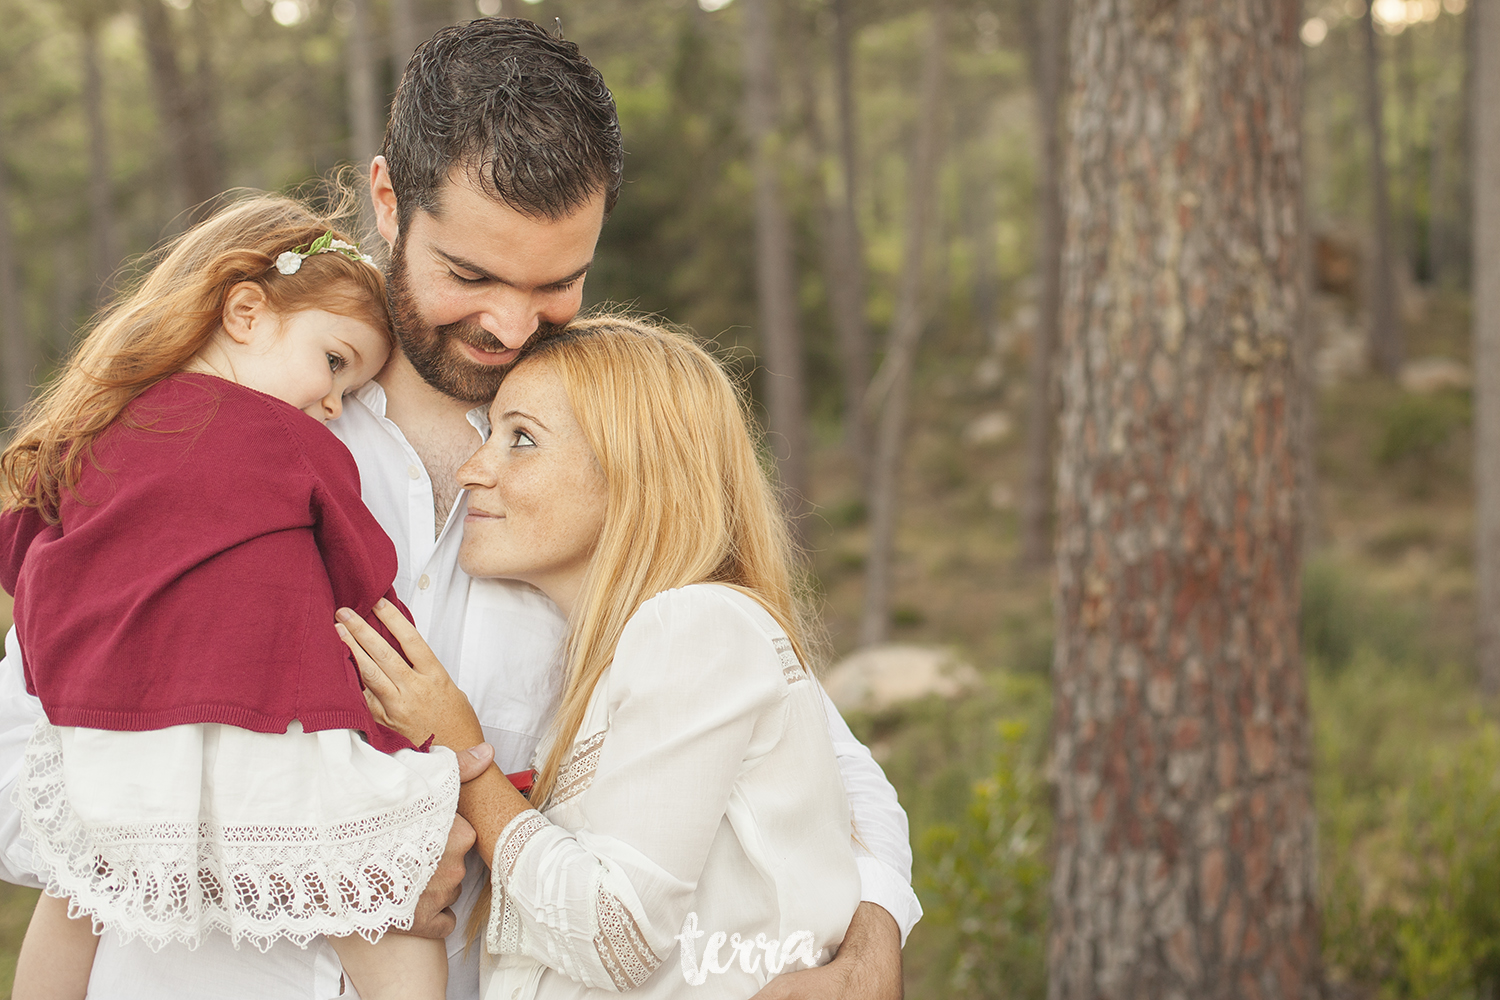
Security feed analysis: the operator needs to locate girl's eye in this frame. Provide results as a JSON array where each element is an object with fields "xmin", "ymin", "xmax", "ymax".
[
  {"xmin": 326, "ymin": 352, "xmax": 346, "ymax": 373},
  {"xmin": 510, "ymin": 429, "xmax": 536, "ymax": 448}
]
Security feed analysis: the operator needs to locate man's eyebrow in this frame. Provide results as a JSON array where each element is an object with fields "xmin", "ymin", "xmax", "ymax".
[
  {"xmin": 435, "ymin": 248, "xmax": 593, "ymax": 290},
  {"xmin": 499, "ymin": 408, "xmax": 551, "ymax": 432}
]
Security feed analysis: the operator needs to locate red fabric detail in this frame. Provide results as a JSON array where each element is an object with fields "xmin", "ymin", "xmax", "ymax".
[
  {"xmin": 506, "ymin": 770, "xmax": 535, "ymax": 796},
  {"xmin": 0, "ymin": 374, "xmax": 421, "ymax": 754}
]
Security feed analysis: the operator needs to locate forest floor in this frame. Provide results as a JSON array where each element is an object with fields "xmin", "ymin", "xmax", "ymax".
[{"xmin": 0, "ymin": 289, "xmax": 1480, "ymax": 997}]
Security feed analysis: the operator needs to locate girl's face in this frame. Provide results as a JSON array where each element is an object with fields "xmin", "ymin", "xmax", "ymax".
[
  {"xmin": 456, "ymin": 360, "xmax": 607, "ymax": 617},
  {"xmin": 252, "ymin": 309, "xmax": 391, "ymax": 423}
]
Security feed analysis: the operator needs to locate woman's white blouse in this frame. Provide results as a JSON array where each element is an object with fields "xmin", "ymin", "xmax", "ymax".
[{"xmin": 483, "ymin": 585, "xmax": 861, "ymax": 1000}]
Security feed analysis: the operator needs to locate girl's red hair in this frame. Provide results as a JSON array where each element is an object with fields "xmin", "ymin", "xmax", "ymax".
[{"xmin": 2, "ymin": 192, "xmax": 393, "ymax": 522}]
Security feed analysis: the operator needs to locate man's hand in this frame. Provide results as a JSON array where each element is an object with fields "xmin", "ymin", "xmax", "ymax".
[
  {"xmin": 750, "ymin": 902, "xmax": 903, "ymax": 1000},
  {"xmin": 395, "ymin": 813, "xmax": 476, "ymax": 939}
]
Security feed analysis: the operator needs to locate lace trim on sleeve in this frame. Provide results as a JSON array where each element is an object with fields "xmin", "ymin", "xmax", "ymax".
[
  {"xmin": 488, "ymin": 809, "xmax": 549, "ymax": 956},
  {"xmin": 552, "ymin": 730, "xmax": 606, "ymax": 807},
  {"xmin": 593, "ymin": 881, "xmax": 662, "ymax": 990}
]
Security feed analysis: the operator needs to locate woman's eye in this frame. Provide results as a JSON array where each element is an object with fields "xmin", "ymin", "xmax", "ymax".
[
  {"xmin": 510, "ymin": 429, "xmax": 536, "ymax": 448},
  {"xmin": 326, "ymin": 352, "xmax": 346, "ymax": 373}
]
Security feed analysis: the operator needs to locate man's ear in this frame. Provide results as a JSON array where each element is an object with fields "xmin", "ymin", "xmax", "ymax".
[
  {"xmin": 222, "ymin": 282, "xmax": 273, "ymax": 346},
  {"xmin": 371, "ymin": 156, "xmax": 400, "ymax": 248}
]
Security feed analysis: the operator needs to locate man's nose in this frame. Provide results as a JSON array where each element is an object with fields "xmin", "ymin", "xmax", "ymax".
[{"xmin": 474, "ymin": 293, "xmax": 539, "ymax": 351}]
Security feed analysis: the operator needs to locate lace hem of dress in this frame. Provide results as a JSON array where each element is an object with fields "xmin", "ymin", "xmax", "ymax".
[{"xmin": 16, "ymin": 720, "xmax": 460, "ymax": 953}]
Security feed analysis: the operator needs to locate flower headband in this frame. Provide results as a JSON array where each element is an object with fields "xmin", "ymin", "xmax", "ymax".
[{"xmin": 274, "ymin": 231, "xmax": 376, "ymax": 275}]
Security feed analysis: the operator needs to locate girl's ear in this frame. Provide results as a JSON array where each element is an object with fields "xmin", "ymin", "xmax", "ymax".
[{"xmin": 222, "ymin": 282, "xmax": 275, "ymax": 346}]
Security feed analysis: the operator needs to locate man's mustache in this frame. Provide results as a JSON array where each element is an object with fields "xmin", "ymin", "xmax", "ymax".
[{"xmin": 437, "ymin": 321, "xmax": 566, "ymax": 355}]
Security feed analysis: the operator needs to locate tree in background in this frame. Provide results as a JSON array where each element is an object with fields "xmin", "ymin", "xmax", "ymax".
[
  {"xmin": 1019, "ymin": 0, "xmax": 1067, "ymax": 569},
  {"xmin": 0, "ymin": 118, "xmax": 33, "ymax": 414},
  {"xmin": 742, "ymin": 0, "xmax": 809, "ymax": 522},
  {"xmin": 1362, "ymin": 2, "xmax": 1402, "ymax": 376},
  {"xmin": 135, "ymin": 0, "xmax": 221, "ymax": 219},
  {"xmin": 1048, "ymin": 0, "xmax": 1318, "ymax": 995},
  {"xmin": 1474, "ymin": 0, "xmax": 1500, "ymax": 695},
  {"xmin": 860, "ymin": 0, "xmax": 947, "ymax": 647}
]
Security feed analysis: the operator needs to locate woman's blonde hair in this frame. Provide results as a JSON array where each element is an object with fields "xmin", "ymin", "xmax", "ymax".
[
  {"xmin": 1, "ymin": 190, "xmax": 393, "ymax": 521},
  {"xmin": 514, "ymin": 315, "xmax": 815, "ymax": 808}
]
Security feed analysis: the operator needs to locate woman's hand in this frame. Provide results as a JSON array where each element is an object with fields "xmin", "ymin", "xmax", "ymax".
[{"xmin": 335, "ymin": 599, "xmax": 485, "ymax": 751}]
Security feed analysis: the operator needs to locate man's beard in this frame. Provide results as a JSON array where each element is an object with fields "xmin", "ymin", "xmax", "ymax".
[{"xmin": 386, "ymin": 231, "xmax": 564, "ymax": 404}]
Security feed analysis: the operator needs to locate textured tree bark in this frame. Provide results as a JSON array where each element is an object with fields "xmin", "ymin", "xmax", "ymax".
[
  {"xmin": 0, "ymin": 122, "xmax": 36, "ymax": 413},
  {"xmin": 1473, "ymin": 0, "xmax": 1500, "ymax": 695},
  {"xmin": 1361, "ymin": 6, "xmax": 1401, "ymax": 376},
  {"xmin": 859, "ymin": 0, "xmax": 945, "ymax": 647},
  {"xmin": 136, "ymin": 0, "xmax": 220, "ymax": 219},
  {"xmin": 1020, "ymin": 0, "xmax": 1068, "ymax": 569},
  {"xmin": 81, "ymin": 15, "xmax": 118, "ymax": 302},
  {"xmin": 742, "ymin": 0, "xmax": 810, "ymax": 522},
  {"xmin": 1048, "ymin": 0, "xmax": 1319, "ymax": 997}
]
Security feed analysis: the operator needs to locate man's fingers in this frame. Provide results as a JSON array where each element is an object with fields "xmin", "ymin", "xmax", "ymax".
[
  {"xmin": 336, "ymin": 622, "xmax": 403, "ymax": 702},
  {"xmin": 457, "ymin": 743, "xmax": 495, "ymax": 783},
  {"xmin": 448, "ymin": 813, "xmax": 478, "ymax": 854}
]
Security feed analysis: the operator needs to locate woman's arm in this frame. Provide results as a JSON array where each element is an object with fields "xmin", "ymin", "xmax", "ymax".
[{"xmin": 339, "ymin": 589, "xmax": 799, "ymax": 991}]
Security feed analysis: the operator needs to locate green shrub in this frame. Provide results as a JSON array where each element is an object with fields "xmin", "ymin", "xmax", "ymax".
[{"xmin": 917, "ymin": 719, "xmax": 1049, "ymax": 1000}]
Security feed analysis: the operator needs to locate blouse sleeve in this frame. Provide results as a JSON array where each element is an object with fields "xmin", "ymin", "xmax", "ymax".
[{"xmin": 486, "ymin": 587, "xmax": 788, "ymax": 991}]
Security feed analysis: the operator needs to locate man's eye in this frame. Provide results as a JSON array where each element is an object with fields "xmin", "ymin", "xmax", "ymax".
[
  {"xmin": 511, "ymin": 429, "xmax": 536, "ymax": 448},
  {"xmin": 448, "ymin": 269, "xmax": 484, "ymax": 285},
  {"xmin": 326, "ymin": 353, "xmax": 346, "ymax": 373}
]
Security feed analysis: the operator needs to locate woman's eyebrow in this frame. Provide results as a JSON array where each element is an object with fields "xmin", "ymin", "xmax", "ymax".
[{"xmin": 500, "ymin": 408, "xmax": 551, "ymax": 431}]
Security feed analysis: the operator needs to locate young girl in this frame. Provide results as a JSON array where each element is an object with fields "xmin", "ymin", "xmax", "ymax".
[
  {"xmin": 0, "ymin": 195, "xmax": 460, "ymax": 999},
  {"xmin": 339, "ymin": 317, "xmax": 862, "ymax": 999}
]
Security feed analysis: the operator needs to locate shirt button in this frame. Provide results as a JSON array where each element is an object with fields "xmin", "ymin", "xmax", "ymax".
[
  {"xmin": 407, "ymin": 464, "xmax": 421, "ymax": 480},
  {"xmin": 418, "ymin": 574, "xmax": 431, "ymax": 590}
]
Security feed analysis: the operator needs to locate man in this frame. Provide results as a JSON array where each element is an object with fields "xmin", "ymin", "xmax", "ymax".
[{"xmin": 0, "ymin": 18, "xmax": 919, "ymax": 998}]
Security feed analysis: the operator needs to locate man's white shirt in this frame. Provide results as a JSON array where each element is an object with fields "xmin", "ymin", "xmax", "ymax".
[{"xmin": 0, "ymin": 382, "xmax": 920, "ymax": 999}]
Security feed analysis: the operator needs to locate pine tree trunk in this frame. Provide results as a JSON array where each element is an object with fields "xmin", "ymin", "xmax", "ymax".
[
  {"xmin": 0, "ymin": 123, "xmax": 36, "ymax": 414},
  {"xmin": 347, "ymin": 0, "xmax": 381, "ymax": 160},
  {"xmin": 859, "ymin": 0, "xmax": 945, "ymax": 647},
  {"xmin": 742, "ymin": 0, "xmax": 810, "ymax": 519},
  {"xmin": 1048, "ymin": 0, "xmax": 1319, "ymax": 996},
  {"xmin": 1020, "ymin": 0, "xmax": 1068, "ymax": 569},
  {"xmin": 391, "ymin": 0, "xmax": 418, "ymax": 89},
  {"xmin": 136, "ymin": 0, "xmax": 220, "ymax": 219},
  {"xmin": 81, "ymin": 15, "xmax": 118, "ymax": 301},
  {"xmin": 1473, "ymin": 0, "xmax": 1500, "ymax": 695},
  {"xmin": 1362, "ymin": 7, "xmax": 1402, "ymax": 376},
  {"xmin": 830, "ymin": 0, "xmax": 873, "ymax": 485}
]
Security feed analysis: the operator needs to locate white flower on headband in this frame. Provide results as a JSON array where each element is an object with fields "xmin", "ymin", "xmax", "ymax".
[{"xmin": 273, "ymin": 232, "xmax": 377, "ymax": 276}]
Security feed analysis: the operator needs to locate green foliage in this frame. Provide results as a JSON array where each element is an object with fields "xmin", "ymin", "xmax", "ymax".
[
  {"xmin": 1374, "ymin": 392, "xmax": 1471, "ymax": 492},
  {"xmin": 1311, "ymin": 562, "xmax": 1500, "ymax": 999},
  {"xmin": 1301, "ymin": 556, "xmax": 1424, "ymax": 674},
  {"xmin": 917, "ymin": 719, "xmax": 1049, "ymax": 1000}
]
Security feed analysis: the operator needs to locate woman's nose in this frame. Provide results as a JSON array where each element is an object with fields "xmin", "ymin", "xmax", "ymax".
[{"xmin": 457, "ymin": 445, "xmax": 497, "ymax": 489}]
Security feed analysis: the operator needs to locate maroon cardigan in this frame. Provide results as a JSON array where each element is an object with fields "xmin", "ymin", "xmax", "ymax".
[{"xmin": 0, "ymin": 374, "xmax": 422, "ymax": 754}]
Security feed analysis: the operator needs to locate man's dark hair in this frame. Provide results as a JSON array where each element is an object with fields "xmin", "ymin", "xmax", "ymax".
[{"xmin": 383, "ymin": 18, "xmax": 623, "ymax": 224}]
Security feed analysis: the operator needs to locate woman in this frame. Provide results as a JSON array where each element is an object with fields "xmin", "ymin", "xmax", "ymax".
[{"xmin": 336, "ymin": 315, "xmax": 861, "ymax": 999}]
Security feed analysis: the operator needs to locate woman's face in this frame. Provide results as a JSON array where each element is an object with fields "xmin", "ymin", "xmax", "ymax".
[{"xmin": 456, "ymin": 359, "xmax": 607, "ymax": 616}]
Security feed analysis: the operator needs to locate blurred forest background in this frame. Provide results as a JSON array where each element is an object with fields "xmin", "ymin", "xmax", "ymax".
[{"xmin": 0, "ymin": 0, "xmax": 1494, "ymax": 996}]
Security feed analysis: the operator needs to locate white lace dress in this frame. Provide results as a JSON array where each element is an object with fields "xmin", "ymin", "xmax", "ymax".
[
  {"xmin": 16, "ymin": 717, "xmax": 458, "ymax": 952},
  {"xmin": 481, "ymin": 585, "xmax": 861, "ymax": 1000}
]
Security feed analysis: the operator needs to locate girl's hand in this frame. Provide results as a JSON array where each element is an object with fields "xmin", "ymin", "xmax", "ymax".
[{"xmin": 335, "ymin": 599, "xmax": 485, "ymax": 751}]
